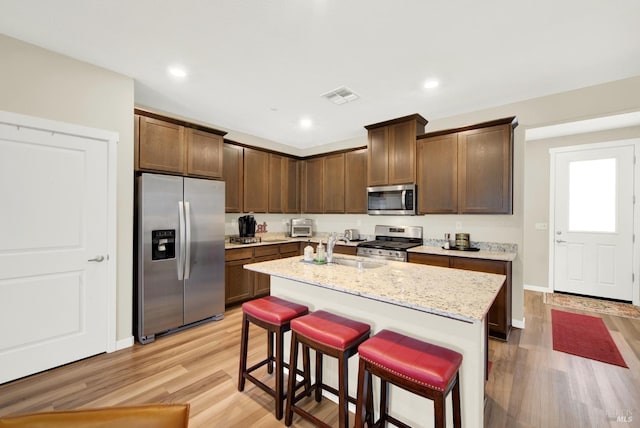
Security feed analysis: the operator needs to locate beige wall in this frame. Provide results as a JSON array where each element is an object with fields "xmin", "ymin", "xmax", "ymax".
[
  {"xmin": 524, "ymin": 125, "xmax": 640, "ymax": 289},
  {"xmin": 0, "ymin": 34, "xmax": 135, "ymax": 342}
]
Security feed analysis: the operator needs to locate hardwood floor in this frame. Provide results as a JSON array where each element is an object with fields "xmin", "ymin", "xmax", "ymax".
[
  {"xmin": 0, "ymin": 291, "xmax": 638, "ymax": 427},
  {"xmin": 485, "ymin": 291, "xmax": 640, "ymax": 427}
]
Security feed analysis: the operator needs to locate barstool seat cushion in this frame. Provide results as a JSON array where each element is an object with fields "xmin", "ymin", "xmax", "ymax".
[
  {"xmin": 291, "ymin": 310, "xmax": 370, "ymax": 350},
  {"xmin": 242, "ymin": 296, "xmax": 308, "ymax": 326},
  {"xmin": 358, "ymin": 329, "xmax": 462, "ymax": 392}
]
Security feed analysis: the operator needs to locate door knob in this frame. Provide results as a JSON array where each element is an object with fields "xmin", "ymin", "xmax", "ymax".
[{"xmin": 88, "ymin": 255, "xmax": 105, "ymax": 262}]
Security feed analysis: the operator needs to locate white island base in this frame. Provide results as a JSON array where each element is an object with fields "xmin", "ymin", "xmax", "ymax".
[{"xmin": 270, "ymin": 276, "xmax": 487, "ymax": 428}]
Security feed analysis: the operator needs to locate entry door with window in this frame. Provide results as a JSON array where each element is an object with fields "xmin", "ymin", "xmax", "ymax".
[{"xmin": 552, "ymin": 144, "xmax": 634, "ymax": 301}]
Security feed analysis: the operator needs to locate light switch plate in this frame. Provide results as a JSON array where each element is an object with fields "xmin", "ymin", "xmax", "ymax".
[{"xmin": 455, "ymin": 221, "xmax": 462, "ymax": 230}]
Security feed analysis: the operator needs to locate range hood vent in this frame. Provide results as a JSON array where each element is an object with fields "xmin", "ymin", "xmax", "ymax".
[{"xmin": 321, "ymin": 86, "xmax": 359, "ymax": 105}]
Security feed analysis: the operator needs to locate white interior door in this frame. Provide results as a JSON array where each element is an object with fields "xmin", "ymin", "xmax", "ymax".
[
  {"xmin": 552, "ymin": 144, "xmax": 634, "ymax": 301},
  {"xmin": 0, "ymin": 112, "xmax": 116, "ymax": 384}
]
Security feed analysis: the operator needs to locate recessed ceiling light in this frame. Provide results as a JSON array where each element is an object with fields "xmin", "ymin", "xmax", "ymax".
[
  {"xmin": 423, "ymin": 79, "xmax": 439, "ymax": 89},
  {"xmin": 299, "ymin": 118, "xmax": 312, "ymax": 129},
  {"xmin": 168, "ymin": 66, "xmax": 187, "ymax": 78}
]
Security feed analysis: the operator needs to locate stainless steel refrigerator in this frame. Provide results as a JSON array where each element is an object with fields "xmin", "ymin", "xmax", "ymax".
[{"xmin": 135, "ymin": 173, "xmax": 225, "ymax": 344}]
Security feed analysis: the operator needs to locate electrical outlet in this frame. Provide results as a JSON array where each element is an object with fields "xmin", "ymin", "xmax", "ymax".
[{"xmin": 455, "ymin": 221, "xmax": 462, "ymax": 230}]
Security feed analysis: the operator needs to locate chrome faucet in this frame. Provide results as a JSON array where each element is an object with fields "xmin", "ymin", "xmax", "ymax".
[{"xmin": 326, "ymin": 232, "xmax": 337, "ymax": 263}]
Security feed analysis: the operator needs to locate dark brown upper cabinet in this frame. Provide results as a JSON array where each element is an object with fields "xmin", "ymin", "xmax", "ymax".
[
  {"xmin": 323, "ymin": 153, "xmax": 345, "ymax": 213},
  {"xmin": 135, "ymin": 110, "xmax": 226, "ymax": 178},
  {"xmin": 223, "ymin": 143, "xmax": 243, "ymax": 213},
  {"xmin": 185, "ymin": 128, "xmax": 223, "ymax": 178},
  {"xmin": 243, "ymin": 148, "xmax": 269, "ymax": 213},
  {"xmin": 302, "ymin": 157, "xmax": 324, "ymax": 213},
  {"xmin": 283, "ymin": 157, "xmax": 301, "ymax": 214},
  {"xmin": 345, "ymin": 149, "xmax": 367, "ymax": 214},
  {"xmin": 417, "ymin": 117, "xmax": 517, "ymax": 214},
  {"xmin": 365, "ymin": 114, "xmax": 428, "ymax": 186}
]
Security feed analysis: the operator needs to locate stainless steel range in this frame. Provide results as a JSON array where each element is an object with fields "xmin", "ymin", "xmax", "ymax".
[{"xmin": 356, "ymin": 225, "xmax": 423, "ymax": 262}]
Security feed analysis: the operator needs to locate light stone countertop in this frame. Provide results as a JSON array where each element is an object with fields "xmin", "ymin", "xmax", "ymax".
[
  {"xmin": 408, "ymin": 245, "xmax": 517, "ymax": 262},
  {"xmin": 225, "ymin": 235, "xmax": 516, "ymax": 262},
  {"xmin": 244, "ymin": 255, "xmax": 505, "ymax": 323},
  {"xmin": 225, "ymin": 235, "xmax": 361, "ymax": 250}
]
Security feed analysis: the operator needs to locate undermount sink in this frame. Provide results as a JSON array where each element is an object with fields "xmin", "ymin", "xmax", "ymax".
[{"xmin": 329, "ymin": 257, "xmax": 386, "ymax": 269}]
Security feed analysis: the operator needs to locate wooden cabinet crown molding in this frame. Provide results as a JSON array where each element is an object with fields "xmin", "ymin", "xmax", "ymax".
[
  {"xmin": 135, "ymin": 108, "xmax": 227, "ymax": 136},
  {"xmin": 364, "ymin": 113, "xmax": 428, "ymax": 130},
  {"xmin": 417, "ymin": 116, "xmax": 517, "ymax": 140}
]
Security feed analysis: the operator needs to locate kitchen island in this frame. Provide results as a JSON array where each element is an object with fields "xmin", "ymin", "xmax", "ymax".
[{"xmin": 244, "ymin": 255, "xmax": 505, "ymax": 427}]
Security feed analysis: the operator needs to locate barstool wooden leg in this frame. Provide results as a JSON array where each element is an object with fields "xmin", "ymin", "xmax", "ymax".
[
  {"xmin": 267, "ymin": 330, "xmax": 274, "ymax": 374},
  {"xmin": 275, "ymin": 325, "xmax": 284, "ymax": 420},
  {"xmin": 338, "ymin": 353, "xmax": 349, "ymax": 428},
  {"xmin": 355, "ymin": 358, "xmax": 367, "ymax": 428},
  {"xmin": 237, "ymin": 313, "xmax": 249, "ymax": 391},
  {"xmin": 452, "ymin": 375, "xmax": 461, "ymax": 428},
  {"xmin": 434, "ymin": 394, "xmax": 445, "ymax": 428},
  {"xmin": 302, "ymin": 345, "xmax": 312, "ymax": 396},
  {"xmin": 380, "ymin": 378, "xmax": 388, "ymax": 423},
  {"xmin": 284, "ymin": 331, "xmax": 300, "ymax": 427},
  {"xmin": 314, "ymin": 351, "xmax": 323, "ymax": 402}
]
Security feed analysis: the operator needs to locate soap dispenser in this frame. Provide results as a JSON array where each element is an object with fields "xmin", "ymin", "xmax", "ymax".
[
  {"xmin": 316, "ymin": 241, "xmax": 325, "ymax": 262},
  {"xmin": 303, "ymin": 241, "xmax": 314, "ymax": 262}
]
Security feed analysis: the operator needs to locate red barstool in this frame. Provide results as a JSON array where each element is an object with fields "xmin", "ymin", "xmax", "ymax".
[
  {"xmin": 285, "ymin": 310, "xmax": 371, "ymax": 428},
  {"xmin": 238, "ymin": 296, "xmax": 309, "ymax": 420},
  {"xmin": 355, "ymin": 329, "xmax": 463, "ymax": 428}
]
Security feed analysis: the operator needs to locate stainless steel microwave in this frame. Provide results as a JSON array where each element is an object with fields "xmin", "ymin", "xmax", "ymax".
[{"xmin": 367, "ymin": 184, "xmax": 417, "ymax": 215}]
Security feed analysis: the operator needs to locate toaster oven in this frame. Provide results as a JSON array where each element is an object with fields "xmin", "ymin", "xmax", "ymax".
[{"xmin": 290, "ymin": 218, "xmax": 313, "ymax": 237}]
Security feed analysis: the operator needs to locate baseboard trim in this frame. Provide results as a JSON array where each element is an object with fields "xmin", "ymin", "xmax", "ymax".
[
  {"xmin": 115, "ymin": 336, "xmax": 134, "ymax": 351},
  {"xmin": 524, "ymin": 283, "xmax": 552, "ymax": 293},
  {"xmin": 512, "ymin": 318, "xmax": 525, "ymax": 329}
]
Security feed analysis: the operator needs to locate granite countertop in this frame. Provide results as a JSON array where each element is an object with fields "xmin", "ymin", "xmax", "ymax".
[
  {"xmin": 408, "ymin": 246, "xmax": 517, "ymax": 262},
  {"xmin": 225, "ymin": 235, "xmax": 361, "ymax": 249},
  {"xmin": 244, "ymin": 255, "xmax": 505, "ymax": 323}
]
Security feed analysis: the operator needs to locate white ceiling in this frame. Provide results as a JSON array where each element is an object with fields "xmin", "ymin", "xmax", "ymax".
[{"xmin": 1, "ymin": 0, "xmax": 639, "ymax": 150}]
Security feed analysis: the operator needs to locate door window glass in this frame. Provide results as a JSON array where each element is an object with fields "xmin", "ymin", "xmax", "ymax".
[{"xmin": 568, "ymin": 158, "xmax": 616, "ymax": 232}]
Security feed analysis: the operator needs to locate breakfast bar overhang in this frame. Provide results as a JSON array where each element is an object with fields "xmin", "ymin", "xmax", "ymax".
[{"xmin": 245, "ymin": 255, "xmax": 505, "ymax": 427}]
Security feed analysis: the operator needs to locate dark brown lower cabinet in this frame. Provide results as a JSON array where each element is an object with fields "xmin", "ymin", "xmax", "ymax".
[
  {"xmin": 224, "ymin": 248, "xmax": 254, "ymax": 305},
  {"xmin": 252, "ymin": 246, "xmax": 280, "ymax": 297},
  {"xmin": 334, "ymin": 244, "xmax": 357, "ymax": 256},
  {"xmin": 225, "ymin": 242, "xmax": 303, "ymax": 306},
  {"xmin": 408, "ymin": 252, "xmax": 512, "ymax": 340}
]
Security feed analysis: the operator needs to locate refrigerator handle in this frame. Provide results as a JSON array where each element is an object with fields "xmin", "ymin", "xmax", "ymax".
[
  {"xmin": 177, "ymin": 201, "xmax": 186, "ymax": 280},
  {"xmin": 184, "ymin": 201, "xmax": 192, "ymax": 279}
]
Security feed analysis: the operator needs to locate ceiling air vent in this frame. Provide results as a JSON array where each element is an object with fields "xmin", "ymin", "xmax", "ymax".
[{"xmin": 321, "ymin": 86, "xmax": 359, "ymax": 105}]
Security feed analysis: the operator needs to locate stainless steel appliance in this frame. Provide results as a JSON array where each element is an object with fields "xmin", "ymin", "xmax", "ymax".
[
  {"xmin": 291, "ymin": 218, "xmax": 313, "ymax": 237},
  {"xmin": 344, "ymin": 229, "xmax": 359, "ymax": 241},
  {"xmin": 367, "ymin": 184, "xmax": 417, "ymax": 215},
  {"xmin": 135, "ymin": 173, "xmax": 225, "ymax": 344},
  {"xmin": 356, "ymin": 225, "xmax": 423, "ymax": 262}
]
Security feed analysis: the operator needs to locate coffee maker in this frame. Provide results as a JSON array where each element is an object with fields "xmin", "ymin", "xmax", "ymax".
[{"xmin": 238, "ymin": 215, "xmax": 256, "ymax": 237}]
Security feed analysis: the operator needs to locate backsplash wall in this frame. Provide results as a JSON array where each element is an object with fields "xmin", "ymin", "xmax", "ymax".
[{"xmin": 225, "ymin": 213, "xmax": 520, "ymax": 246}]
